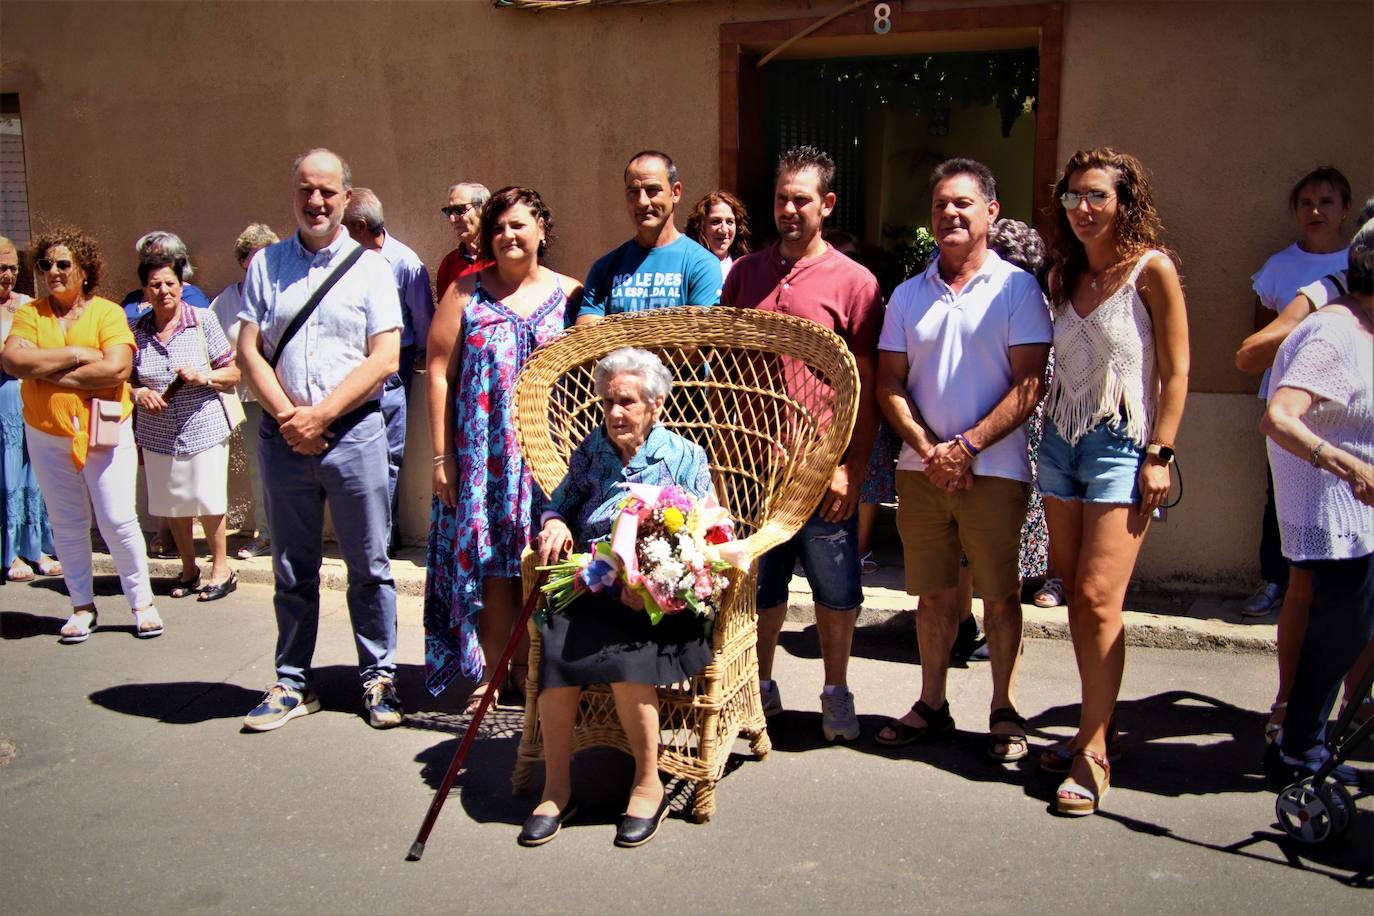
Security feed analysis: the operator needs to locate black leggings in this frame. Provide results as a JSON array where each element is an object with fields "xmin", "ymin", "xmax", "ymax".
[{"xmin": 1280, "ymin": 551, "xmax": 1374, "ymax": 762}]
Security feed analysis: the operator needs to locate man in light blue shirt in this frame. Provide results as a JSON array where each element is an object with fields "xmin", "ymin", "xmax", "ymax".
[
  {"xmin": 345, "ymin": 187, "xmax": 434, "ymax": 553},
  {"xmin": 574, "ymin": 150, "xmax": 721, "ymax": 325},
  {"xmin": 237, "ymin": 148, "xmax": 405, "ymax": 733}
]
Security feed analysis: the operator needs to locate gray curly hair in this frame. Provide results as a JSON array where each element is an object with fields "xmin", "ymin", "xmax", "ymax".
[
  {"xmin": 593, "ymin": 347, "xmax": 673, "ymax": 404},
  {"xmin": 989, "ymin": 218, "xmax": 1046, "ymax": 277}
]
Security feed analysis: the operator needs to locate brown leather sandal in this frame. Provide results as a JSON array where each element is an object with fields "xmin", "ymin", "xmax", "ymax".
[{"xmin": 987, "ymin": 707, "xmax": 1028, "ymax": 762}]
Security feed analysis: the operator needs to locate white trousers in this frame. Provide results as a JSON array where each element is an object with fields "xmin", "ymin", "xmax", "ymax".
[{"xmin": 27, "ymin": 420, "xmax": 152, "ymax": 610}]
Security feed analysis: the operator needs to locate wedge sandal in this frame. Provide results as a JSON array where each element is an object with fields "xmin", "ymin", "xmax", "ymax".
[{"xmin": 1056, "ymin": 748, "xmax": 1110, "ymax": 816}]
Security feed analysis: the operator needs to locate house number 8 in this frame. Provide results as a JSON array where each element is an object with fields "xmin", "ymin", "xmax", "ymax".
[{"xmin": 873, "ymin": 2, "xmax": 891, "ymax": 34}]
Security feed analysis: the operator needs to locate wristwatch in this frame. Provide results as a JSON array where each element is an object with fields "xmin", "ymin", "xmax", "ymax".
[{"xmin": 1145, "ymin": 442, "xmax": 1175, "ymax": 465}]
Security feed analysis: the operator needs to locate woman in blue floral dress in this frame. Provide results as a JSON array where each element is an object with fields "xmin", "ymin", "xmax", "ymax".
[{"xmin": 424, "ymin": 187, "xmax": 582, "ymax": 703}]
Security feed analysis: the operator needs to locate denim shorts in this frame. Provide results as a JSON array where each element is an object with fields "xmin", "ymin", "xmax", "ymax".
[
  {"xmin": 756, "ymin": 508, "xmax": 863, "ymax": 611},
  {"xmin": 1036, "ymin": 416, "xmax": 1144, "ymax": 505}
]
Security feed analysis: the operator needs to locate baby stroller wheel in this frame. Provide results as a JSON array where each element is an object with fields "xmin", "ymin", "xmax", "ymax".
[{"xmin": 1275, "ymin": 777, "xmax": 1353, "ymax": 844}]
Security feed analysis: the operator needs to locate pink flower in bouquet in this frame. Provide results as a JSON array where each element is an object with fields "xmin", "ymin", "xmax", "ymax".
[{"xmin": 694, "ymin": 569, "xmax": 715, "ymax": 599}]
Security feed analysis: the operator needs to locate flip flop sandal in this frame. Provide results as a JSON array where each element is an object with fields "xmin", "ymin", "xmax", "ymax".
[
  {"xmin": 1056, "ymin": 748, "xmax": 1110, "ymax": 816},
  {"xmin": 198, "ymin": 573, "xmax": 239, "ymax": 602},
  {"xmin": 465, "ymin": 682, "xmax": 499, "ymax": 715},
  {"xmin": 59, "ymin": 609, "xmax": 98, "ymax": 644},
  {"xmin": 27, "ymin": 557, "xmax": 62, "ymax": 576},
  {"xmin": 169, "ymin": 574, "xmax": 202, "ymax": 599},
  {"xmin": 133, "ymin": 606, "xmax": 164, "ymax": 639},
  {"xmin": 875, "ymin": 699, "xmax": 954, "ymax": 746},
  {"xmin": 7, "ymin": 560, "xmax": 35, "ymax": 582},
  {"xmin": 987, "ymin": 707, "xmax": 1029, "ymax": 762}
]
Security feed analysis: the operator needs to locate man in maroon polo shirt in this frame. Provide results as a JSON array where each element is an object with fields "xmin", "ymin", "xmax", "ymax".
[{"xmin": 721, "ymin": 145, "xmax": 883, "ymax": 742}]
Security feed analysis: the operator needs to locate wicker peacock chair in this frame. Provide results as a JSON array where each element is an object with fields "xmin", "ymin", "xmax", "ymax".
[{"xmin": 510, "ymin": 306, "xmax": 859, "ymax": 822}]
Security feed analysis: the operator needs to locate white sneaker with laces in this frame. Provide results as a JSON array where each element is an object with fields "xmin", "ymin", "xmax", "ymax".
[
  {"xmin": 820, "ymin": 686, "xmax": 860, "ymax": 742},
  {"xmin": 759, "ymin": 679, "xmax": 783, "ymax": 717},
  {"xmin": 1240, "ymin": 581, "xmax": 1283, "ymax": 617}
]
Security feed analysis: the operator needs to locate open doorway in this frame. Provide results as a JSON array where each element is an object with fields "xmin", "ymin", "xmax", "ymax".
[
  {"xmin": 752, "ymin": 49, "xmax": 1038, "ymax": 293},
  {"xmin": 721, "ymin": 2, "xmax": 1062, "ymax": 292}
]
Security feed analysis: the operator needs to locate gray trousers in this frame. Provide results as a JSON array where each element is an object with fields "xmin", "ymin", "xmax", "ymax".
[{"xmin": 259, "ymin": 407, "xmax": 397, "ymax": 690}]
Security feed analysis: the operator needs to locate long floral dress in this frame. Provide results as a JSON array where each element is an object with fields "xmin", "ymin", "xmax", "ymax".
[
  {"xmin": 1, "ymin": 295, "xmax": 56, "ymax": 573},
  {"xmin": 423, "ymin": 277, "xmax": 567, "ymax": 696}
]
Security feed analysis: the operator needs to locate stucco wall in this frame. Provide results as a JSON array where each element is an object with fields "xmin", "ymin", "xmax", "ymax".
[{"xmin": 4, "ymin": 0, "xmax": 1371, "ymax": 584}]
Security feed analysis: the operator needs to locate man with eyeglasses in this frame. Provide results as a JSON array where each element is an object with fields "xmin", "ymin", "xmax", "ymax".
[
  {"xmin": 874, "ymin": 157, "xmax": 1051, "ymax": 762},
  {"xmin": 435, "ymin": 182, "xmax": 490, "ymax": 303},
  {"xmin": 573, "ymin": 150, "xmax": 720, "ymax": 326},
  {"xmin": 344, "ymin": 187, "xmax": 434, "ymax": 556}
]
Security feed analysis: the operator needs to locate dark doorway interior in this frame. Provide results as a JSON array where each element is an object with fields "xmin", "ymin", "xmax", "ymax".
[{"xmin": 748, "ymin": 49, "xmax": 1039, "ymax": 293}]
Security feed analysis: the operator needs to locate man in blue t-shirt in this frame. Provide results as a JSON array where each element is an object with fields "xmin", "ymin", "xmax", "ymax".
[{"xmin": 574, "ymin": 149, "xmax": 721, "ymax": 325}]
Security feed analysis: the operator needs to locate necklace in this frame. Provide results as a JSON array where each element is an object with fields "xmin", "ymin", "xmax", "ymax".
[{"xmin": 1085, "ymin": 254, "xmax": 1126, "ymax": 291}]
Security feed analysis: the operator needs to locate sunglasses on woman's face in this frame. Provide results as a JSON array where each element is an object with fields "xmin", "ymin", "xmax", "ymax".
[{"xmin": 36, "ymin": 258, "xmax": 74, "ymax": 272}]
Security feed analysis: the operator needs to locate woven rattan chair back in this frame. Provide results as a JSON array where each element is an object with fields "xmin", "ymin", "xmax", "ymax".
[{"xmin": 510, "ymin": 306, "xmax": 859, "ymax": 822}]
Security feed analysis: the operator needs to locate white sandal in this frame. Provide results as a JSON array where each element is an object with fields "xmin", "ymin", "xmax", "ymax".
[
  {"xmin": 59, "ymin": 608, "xmax": 97, "ymax": 644},
  {"xmin": 132, "ymin": 606, "xmax": 164, "ymax": 639}
]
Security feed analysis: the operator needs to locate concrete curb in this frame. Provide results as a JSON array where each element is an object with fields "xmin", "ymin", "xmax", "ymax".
[{"xmin": 102, "ymin": 552, "xmax": 1277, "ymax": 655}]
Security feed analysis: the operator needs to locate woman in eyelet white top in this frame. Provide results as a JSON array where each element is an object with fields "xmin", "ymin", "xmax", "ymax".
[
  {"xmin": 1260, "ymin": 220, "xmax": 1374, "ymax": 783},
  {"xmin": 1037, "ymin": 148, "xmax": 1191, "ymax": 817}
]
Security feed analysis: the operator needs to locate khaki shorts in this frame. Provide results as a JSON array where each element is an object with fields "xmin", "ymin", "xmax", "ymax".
[{"xmin": 895, "ymin": 470, "xmax": 1030, "ymax": 601}]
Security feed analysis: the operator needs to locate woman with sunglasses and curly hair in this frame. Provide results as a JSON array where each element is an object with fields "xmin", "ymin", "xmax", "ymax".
[
  {"xmin": 0, "ymin": 227, "xmax": 160, "ymax": 642},
  {"xmin": 685, "ymin": 190, "xmax": 751, "ymax": 284},
  {"xmin": 1036, "ymin": 149, "xmax": 1190, "ymax": 815}
]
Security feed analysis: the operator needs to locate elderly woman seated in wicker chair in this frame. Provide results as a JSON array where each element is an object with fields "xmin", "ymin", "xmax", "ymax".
[{"xmin": 520, "ymin": 346, "xmax": 712, "ymax": 850}]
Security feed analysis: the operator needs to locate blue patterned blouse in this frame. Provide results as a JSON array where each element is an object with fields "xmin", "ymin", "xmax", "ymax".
[{"xmin": 542, "ymin": 424, "xmax": 712, "ymax": 546}]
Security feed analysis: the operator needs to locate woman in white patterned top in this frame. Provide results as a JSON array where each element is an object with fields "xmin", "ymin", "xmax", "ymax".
[
  {"xmin": 1036, "ymin": 148, "xmax": 1191, "ymax": 816},
  {"xmin": 131, "ymin": 253, "xmax": 240, "ymax": 601},
  {"xmin": 1260, "ymin": 219, "xmax": 1374, "ymax": 787}
]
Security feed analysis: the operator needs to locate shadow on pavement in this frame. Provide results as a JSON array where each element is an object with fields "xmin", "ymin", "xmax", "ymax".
[
  {"xmin": 1, "ymin": 611, "xmax": 63, "ymax": 639},
  {"xmin": 780, "ymin": 619, "xmax": 987, "ymax": 669},
  {"xmin": 90, "ymin": 681, "xmax": 267, "ymax": 723},
  {"xmin": 763, "ymin": 689, "xmax": 1273, "ymax": 797}
]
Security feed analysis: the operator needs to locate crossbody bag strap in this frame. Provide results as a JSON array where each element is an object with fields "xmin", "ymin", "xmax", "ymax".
[{"xmin": 266, "ymin": 245, "xmax": 366, "ymax": 370}]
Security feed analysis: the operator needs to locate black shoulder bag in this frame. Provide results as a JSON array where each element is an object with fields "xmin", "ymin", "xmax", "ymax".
[{"xmin": 265, "ymin": 246, "xmax": 367, "ymax": 369}]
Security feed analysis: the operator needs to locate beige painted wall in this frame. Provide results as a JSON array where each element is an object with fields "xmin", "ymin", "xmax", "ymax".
[{"xmin": 5, "ymin": 0, "xmax": 1371, "ymax": 583}]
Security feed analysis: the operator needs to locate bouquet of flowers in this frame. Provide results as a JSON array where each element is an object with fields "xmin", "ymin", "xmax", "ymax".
[{"xmin": 539, "ymin": 483, "xmax": 750, "ymax": 627}]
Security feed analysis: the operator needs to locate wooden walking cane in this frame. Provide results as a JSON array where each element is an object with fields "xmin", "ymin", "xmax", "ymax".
[{"xmin": 407, "ymin": 569, "xmax": 548, "ymax": 862}]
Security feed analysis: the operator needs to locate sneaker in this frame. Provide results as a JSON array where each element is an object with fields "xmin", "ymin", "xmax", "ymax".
[
  {"xmin": 820, "ymin": 686, "xmax": 860, "ymax": 742},
  {"xmin": 363, "ymin": 676, "xmax": 404, "ymax": 729},
  {"xmin": 759, "ymin": 679, "xmax": 783, "ymax": 718},
  {"xmin": 1241, "ymin": 581, "xmax": 1283, "ymax": 617},
  {"xmin": 243, "ymin": 684, "xmax": 320, "ymax": 732}
]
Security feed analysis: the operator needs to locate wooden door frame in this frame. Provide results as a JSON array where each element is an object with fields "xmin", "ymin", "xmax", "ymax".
[{"xmin": 720, "ymin": 2, "xmax": 1064, "ymax": 236}]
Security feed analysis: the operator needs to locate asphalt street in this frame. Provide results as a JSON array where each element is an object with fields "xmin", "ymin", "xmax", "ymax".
[{"xmin": 2, "ymin": 575, "xmax": 1370, "ymax": 914}]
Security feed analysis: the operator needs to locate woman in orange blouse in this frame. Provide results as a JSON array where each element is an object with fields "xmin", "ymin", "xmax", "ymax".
[{"xmin": 0, "ymin": 227, "xmax": 161, "ymax": 642}]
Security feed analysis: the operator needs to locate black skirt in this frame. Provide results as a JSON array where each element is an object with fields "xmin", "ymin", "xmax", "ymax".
[{"xmin": 539, "ymin": 590, "xmax": 712, "ymax": 689}]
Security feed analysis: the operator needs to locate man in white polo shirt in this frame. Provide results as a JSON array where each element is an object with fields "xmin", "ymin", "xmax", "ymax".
[{"xmin": 874, "ymin": 157, "xmax": 1051, "ymax": 762}]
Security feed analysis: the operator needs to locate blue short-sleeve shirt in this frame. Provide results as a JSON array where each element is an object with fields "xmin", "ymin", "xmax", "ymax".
[{"xmin": 239, "ymin": 230, "xmax": 402, "ymax": 407}]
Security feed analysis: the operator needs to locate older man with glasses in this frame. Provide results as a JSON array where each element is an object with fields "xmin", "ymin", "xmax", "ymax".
[{"xmin": 435, "ymin": 182, "xmax": 491, "ymax": 303}]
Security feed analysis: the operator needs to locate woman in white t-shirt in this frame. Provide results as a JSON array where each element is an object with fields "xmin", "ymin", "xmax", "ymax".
[
  {"xmin": 1243, "ymin": 168, "xmax": 1352, "ymax": 619},
  {"xmin": 1244, "ymin": 170, "xmax": 1354, "ymax": 758},
  {"xmin": 1260, "ymin": 219, "xmax": 1374, "ymax": 787}
]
